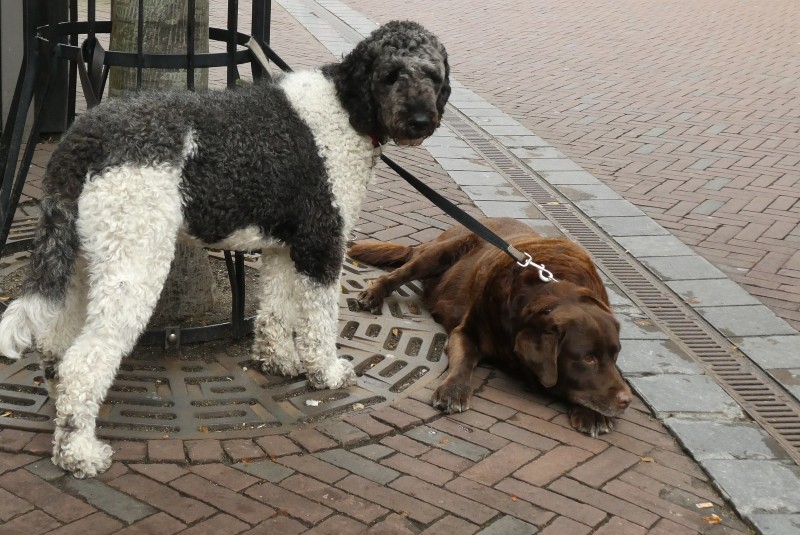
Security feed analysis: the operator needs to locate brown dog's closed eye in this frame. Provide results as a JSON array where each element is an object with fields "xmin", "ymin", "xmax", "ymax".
[{"xmin": 348, "ymin": 217, "xmax": 632, "ymax": 436}]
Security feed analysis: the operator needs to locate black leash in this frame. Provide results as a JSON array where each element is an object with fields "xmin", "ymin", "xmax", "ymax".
[
  {"xmin": 380, "ymin": 155, "xmax": 556, "ymax": 282},
  {"xmin": 246, "ymin": 40, "xmax": 557, "ymax": 283}
]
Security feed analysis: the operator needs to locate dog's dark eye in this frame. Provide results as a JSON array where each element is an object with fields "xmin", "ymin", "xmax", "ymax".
[
  {"xmin": 583, "ymin": 355, "xmax": 598, "ymax": 366},
  {"xmin": 384, "ymin": 70, "xmax": 400, "ymax": 86}
]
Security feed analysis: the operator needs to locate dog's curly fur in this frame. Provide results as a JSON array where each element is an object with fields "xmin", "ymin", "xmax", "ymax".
[{"xmin": 0, "ymin": 20, "xmax": 450, "ymax": 478}]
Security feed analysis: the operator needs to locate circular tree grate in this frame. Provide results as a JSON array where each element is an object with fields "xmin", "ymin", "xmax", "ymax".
[{"xmin": 0, "ymin": 258, "xmax": 448, "ymax": 439}]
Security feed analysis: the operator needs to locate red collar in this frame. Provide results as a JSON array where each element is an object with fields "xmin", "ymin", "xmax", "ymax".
[{"xmin": 370, "ymin": 134, "xmax": 382, "ymax": 148}]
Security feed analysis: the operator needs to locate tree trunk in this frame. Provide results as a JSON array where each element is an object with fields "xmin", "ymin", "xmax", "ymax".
[{"xmin": 110, "ymin": 0, "xmax": 215, "ymax": 321}]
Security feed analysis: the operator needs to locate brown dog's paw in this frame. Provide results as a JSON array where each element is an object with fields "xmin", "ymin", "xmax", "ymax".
[
  {"xmin": 355, "ymin": 288, "xmax": 385, "ymax": 314},
  {"xmin": 432, "ymin": 382, "xmax": 473, "ymax": 413},
  {"xmin": 569, "ymin": 405, "xmax": 614, "ymax": 437}
]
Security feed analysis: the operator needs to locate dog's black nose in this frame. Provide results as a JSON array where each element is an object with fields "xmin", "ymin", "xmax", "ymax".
[{"xmin": 409, "ymin": 113, "xmax": 432, "ymax": 134}]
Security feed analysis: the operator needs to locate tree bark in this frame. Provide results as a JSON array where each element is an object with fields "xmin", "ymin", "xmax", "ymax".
[{"xmin": 110, "ymin": 0, "xmax": 215, "ymax": 321}]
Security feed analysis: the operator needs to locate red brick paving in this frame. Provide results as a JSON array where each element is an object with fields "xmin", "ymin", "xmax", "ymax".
[
  {"xmin": 0, "ymin": 1, "xmax": 770, "ymax": 533},
  {"xmin": 341, "ymin": 0, "xmax": 800, "ymax": 331}
]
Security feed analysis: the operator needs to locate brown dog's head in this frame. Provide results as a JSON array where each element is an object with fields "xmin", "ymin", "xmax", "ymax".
[{"xmin": 512, "ymin": 281, "xmax": 631, "ymax": 418}]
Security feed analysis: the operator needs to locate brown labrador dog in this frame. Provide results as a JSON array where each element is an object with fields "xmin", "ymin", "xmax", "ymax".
[{"xmin": 348, "ymin": 217, "xmax": 632, "ymax": 436}]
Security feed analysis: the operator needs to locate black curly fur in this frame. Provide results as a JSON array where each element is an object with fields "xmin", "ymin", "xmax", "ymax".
[{"xmin": 26, "ymin": 20, "xmax": 450, "ymax": 300}]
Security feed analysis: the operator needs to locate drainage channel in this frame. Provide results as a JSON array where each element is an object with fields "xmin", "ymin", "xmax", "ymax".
[{"xmin": 444, "ymin": 112, "xmax": 800, "ymax": 465}]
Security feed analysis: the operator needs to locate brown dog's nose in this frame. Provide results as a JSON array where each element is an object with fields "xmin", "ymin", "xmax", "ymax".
[{"xmin": 615, "ymin": 389, "xmax": 632, "ymax": 411}]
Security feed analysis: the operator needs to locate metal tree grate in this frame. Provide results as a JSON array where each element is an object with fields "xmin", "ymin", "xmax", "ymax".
[
  {"xmin": 0, "ymin": 259, "xmax": 447, "ymax": 439},
  {"xmin": 445, "ymin": 112, "xmax": 800, "ymax": 464}
]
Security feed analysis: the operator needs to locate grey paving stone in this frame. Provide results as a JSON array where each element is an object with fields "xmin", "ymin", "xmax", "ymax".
[
  {"xmin": 424, "ymin": 137, "xmax": 471, "ymax": 149},
  {"xmin": 484, "ymin": 125, "xmax": 534, "ymax": 136},
  {"xmin": 696, "ymin": 305, "xmax": 797, "ymax": 337},
  {"xmin": 594, "ymin": 216, "xmax": 670, "ymax": 237},
  {"xmin": 766, "ymin": 368, "xmax": 800, "ymax": 401},
  {"xmin": 465, "ymin": 107, "xmax": 516, "ymax": 117},
  {"xmin": 537, "ymin": 170, "xmax": 600, "ymax": 185},
  {"xmin": 474, "ymin": 200, "xmax": 543, "ymax": 219},
  {"xmin": 233, "ymin": 459, "xmax": 295, "ymax": 482},
  {"xmin": 436, "ymin": 158, "xmax": 495, "ymax": 172},
  {"xmin": 606, "ymin": 284, "xmax": 637, "ymax": 308},
  {"xmin": 617, "ymin": 235, "xmax": 696, "ymax": 257},
  {"xmin": 523, "ymin": 158, "xmax": 584, "ymax": 172},
  {"xmin": 701, "ymin": 460, "xmax": 800, "ymax": 516},
  {"xmin": 640, "ymin": 255, "xmax": 727, "ymax": 281},
  {"xmin": 731, "ymin": 335, "xmax": 800, "ymax": 369},
  {"xmin": 26, "ymin": 460, "xmax": 66, "ymax": 481},
  {"xmin": 749, "ymin": 513, "xmax": 800, "ymax": 535},
  {"xmin": 628, "ymin": 375, "xmax": 743, "ymax": 418},
  {"xmin": 449, "ymin": 170, "xmax": 510, "ymax": 186},
  {"xmin": 461, "ymin": 185, "xmax": 528, "ymax": 202},
  {"xmin": 352, "ymin": 444, "xmax": 394, "ymax": 461},
  {"xmin": 558, "ymin": 184, "xmax": 621, "ymax": 201},
  {"xmin": 473, "ymin": 115, "xmax": 525, "ymax": 127},
  {"xmin": 494, "ymin": 135, "xmax": 549, "ymax": 147},
  {"xmin": 576, "ymin": 199, "xmax": 646, "ymax": 218},
  {"xmin": 519, "ymin": 218, "xmax": 561, "ymax": 237},
  {"xmin": 618, "ymin": 339, "xmax": 704, "ymax": 375},
  {"xmin": 426, "ymin": 145, "xmax": 480, "ymax": 159},
  {"xmin": 315, "ymin": 448, "xmax": 400, "ymax": 484},
  {"xmin": 666, "ymin": 279, "xmax": 761, "ymax": 307},
  {"xmin": 405, "ymin": 426, "xmax": 490, "ymax": 462},
  {"xmin": 510, "ymin": 147, "xmax": 564, "ymax": 159},
  {"xmin": 665, "ymin": 419, "xmax": 791, "ymax": 461},
  {"xmin": 64, "ymin": 477, "xmax": 156, "ymax": 523},
  {"xmin": 617, "ymin": 314, "xmax": 670, "ymax": 340},
  {"xmin": 476, "ymin": 515, "xmax": 539, "ymax": 534}
]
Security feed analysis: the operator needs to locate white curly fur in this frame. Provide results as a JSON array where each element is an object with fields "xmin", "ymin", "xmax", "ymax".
[{"xmin": 0, "ymin": 20, "xmax": 449, "ymax": 477}]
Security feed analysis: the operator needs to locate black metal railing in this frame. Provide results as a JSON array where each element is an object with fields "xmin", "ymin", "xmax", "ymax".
[{"xmin": 0, "ymin": 0, "xmax": 282, "ymax": 346}]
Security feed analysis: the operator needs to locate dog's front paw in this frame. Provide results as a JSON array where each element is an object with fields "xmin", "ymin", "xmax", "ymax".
[
  {"xmin": 432, "ymin": 382, "xmax": 473, "ymax": 413},
  {"xmin": 355, "ymin": 288, "xmax": 386, "ymax": 314},
  {"xmin": 308, "ymin": 358, "xmax": 357, "ymax": 390},
  {"xmin": 569, "ymin": 405, "xmax": 614, "ymax": 437},
  {"xmin": 52, "ymin": 434, "xmax": 113, "ymax": 479}
]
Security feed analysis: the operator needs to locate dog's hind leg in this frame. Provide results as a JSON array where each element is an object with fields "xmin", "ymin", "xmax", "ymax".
[
  {"xmin": 52, "ymin": 164, "xmax": 183, "ymax": 478},
  {"xmin": 36, "ymin": 255, "xmax": 89, "ymax": 399},
  {"xmin": 253, "ymin": 248, "xmax": 304, "ymax": 377},
  {"xmin": 350, "ymin": 232, "xmax": 477, "ymax": 313}
]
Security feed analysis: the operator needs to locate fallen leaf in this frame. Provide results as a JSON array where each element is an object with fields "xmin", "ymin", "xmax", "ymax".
[
  {"xmin": 391, "ymin": 328, "xmax": 399, "ymax": 336},
  {"xmin": 1, "ymin": 411, "xmax": 11, "ymax": 417},
  {"xmin": 703, "ymin": 514, "xmax": 721, "ymax": 524},
  {"xmin": 199, "ymin": 426, "xmax": 209, "ymax": 433},
  {"xmin": 640, "ymin": 456, "xmax": 655, "ymax": 463},
  {"xmin": 695, "ymin": 502, "xmax": 714, "ymax": 509},
  {"xmin": 352, "ymin": 261, "xmax": 361, "ymax": 267},
  {"xmin": 511, "ymin": 495, "xmax": 519, "ymax": 502},
  {"xmin": 439, "ymin": 438, "xmax": 449, "ymax": 446}
]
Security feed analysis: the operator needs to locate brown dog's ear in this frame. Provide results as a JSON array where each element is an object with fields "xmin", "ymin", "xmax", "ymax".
[{"xmin": 514, "ymin": 325, "xmax": 561, "ymax": 388}]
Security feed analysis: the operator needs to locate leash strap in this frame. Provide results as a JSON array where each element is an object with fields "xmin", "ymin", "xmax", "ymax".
[
  {"xmin": 247, "ymin": 40, "xmax": 556, "ymax": 283},
  {"xmin": 381, "ymin": 155, "xmax": 556, "ymax": 282}
]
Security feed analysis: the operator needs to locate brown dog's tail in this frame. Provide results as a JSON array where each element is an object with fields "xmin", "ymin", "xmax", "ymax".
[{"xmin": 348, "ymin": 241, "xmax": 414, "ymax": 268}]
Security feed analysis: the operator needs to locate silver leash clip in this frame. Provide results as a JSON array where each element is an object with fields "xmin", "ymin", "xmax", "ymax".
[{"xmin": 516, "ymin": 252, "xmax": 558, "ymax": 283}]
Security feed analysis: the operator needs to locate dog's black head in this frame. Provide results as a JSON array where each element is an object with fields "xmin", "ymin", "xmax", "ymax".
[
  {"xmin": 325, "ymin": 20, "xmax": 451, "ymax": 146},
  {"xmin": 511, "ymin": 281, "xmax": 631, "ymax": 419}
]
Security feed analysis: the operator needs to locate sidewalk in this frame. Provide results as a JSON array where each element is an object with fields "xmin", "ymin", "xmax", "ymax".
[{"xmin": 1, "ymin": 1, "xmax": 799, "ymax": 534}]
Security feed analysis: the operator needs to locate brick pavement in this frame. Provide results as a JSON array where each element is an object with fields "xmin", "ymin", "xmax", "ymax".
[
  {"xmin": 0, "ymin": 1, "xmax": 793, "ymax": 533},
  {"xmin": 339, "ymin": 0, "xmax": 800, "ymax": 330},
  {"xmin": 0, "ymin": 368, "xmax": 751, "ymax": 534}
]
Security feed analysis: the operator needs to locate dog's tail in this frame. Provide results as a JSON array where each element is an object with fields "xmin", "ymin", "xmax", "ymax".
[
  {"xmin": 0, "ymin": 195, "xmax": 79, "ymax": 359},
  {"xmin": 348, "ymin": 241, "xmax": 413, "ymax": 268}
]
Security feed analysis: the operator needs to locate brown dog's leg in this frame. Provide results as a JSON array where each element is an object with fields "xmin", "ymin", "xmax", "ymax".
[
  {"xmin": 432, "ymin": 325, "xmax": 481, "ymax": 413},
  {"xmin": 354, "ymin": 233, "xmax": 475, "ymax": 313}
]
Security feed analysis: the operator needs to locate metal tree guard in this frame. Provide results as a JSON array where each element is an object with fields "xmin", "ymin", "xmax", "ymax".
[{"xmin": 0, "ymin": 0, "xmax": 287, "ymax": 346}]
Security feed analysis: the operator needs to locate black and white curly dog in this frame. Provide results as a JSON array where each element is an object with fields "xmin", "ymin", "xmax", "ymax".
[{"xmin": 0, "ymin": 21, "xmax": 450, "ymax": 477}]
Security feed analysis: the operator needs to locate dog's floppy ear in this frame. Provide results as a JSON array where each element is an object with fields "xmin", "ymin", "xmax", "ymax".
[
  {"xmin": 436, "ymin": 53, "xmax": 451, "ymax": 116},
  {"xmin": 514, "ymin": 320, "xmax": 562, "ymax": 389}
]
